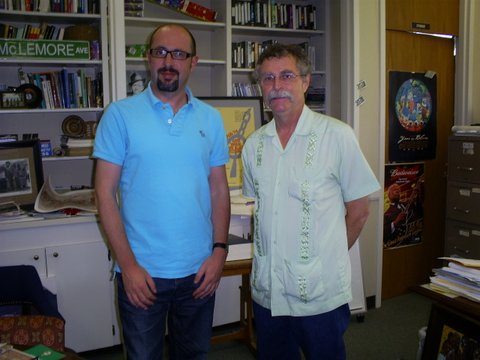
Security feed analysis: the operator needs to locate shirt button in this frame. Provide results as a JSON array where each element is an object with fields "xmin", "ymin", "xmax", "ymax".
[{"xmin": 167, "ymin": 119, "xmax": 172, "ymax": 124}]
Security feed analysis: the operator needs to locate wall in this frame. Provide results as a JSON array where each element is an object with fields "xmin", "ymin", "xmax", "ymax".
[
  {"xmin": 347, "ymin": 0, "xmax": 385, "ymax": 305},
  {"xmin": 456, "ymin": 0, "xmax": 480, "ymax": 125}
]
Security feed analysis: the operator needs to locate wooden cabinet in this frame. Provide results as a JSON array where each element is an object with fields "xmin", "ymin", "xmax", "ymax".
[
  {"xmin": 386, "ymin": 0, "xmax": 459, "ymax": 36},
  {"xmin": 0, "ymin": 217, "xmax": 120, "ymax": 352},
  {"xmin": 445, "ymin": 135, "xmax": 480, "ymax": 259},
  {"xmin": 0, "ymin": 1, "xmax": 110, "ymax": 189}
]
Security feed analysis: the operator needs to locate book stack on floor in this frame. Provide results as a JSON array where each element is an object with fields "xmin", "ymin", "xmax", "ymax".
[{"xmin": 429, "ymin": 257, "xmax": 480, "ymax": 303}]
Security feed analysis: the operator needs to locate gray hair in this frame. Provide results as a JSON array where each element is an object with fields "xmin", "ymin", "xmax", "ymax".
[{"xmin": 253, "ymin": 43, "xmax": 313, "ymax": 81}]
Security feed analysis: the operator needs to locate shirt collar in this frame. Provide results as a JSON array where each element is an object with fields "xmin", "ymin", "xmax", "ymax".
[
  {"xmin": 146, "ymin": 81, "xmax": 194, "ymax": 108},
  {"xmin": 264, "ymin": 105, "xmax": 313, "ymax": 137}
]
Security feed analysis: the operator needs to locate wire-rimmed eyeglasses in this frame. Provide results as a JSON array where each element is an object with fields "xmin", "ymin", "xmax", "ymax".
[
  {"xmin": 259, "ymin": 71, "xmax": 305, "ymax": 86},
  {"xmin": 149, "ymin": 47, "xmax": 192, "ymax": 60}
]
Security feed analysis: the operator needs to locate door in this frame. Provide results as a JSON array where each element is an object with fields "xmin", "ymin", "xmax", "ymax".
[
  {"xmin": 47, "ymin": 241, "xmax": 115, "ymax": 352},
  {"xmin": 382, "ymin": 30, "xmax": 455, "ymax": 299},
  {"xmin": 386, "ymin": 0, "xmax": 459, "ymax": 36}
]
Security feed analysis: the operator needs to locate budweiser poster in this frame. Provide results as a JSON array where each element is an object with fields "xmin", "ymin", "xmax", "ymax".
[
  {"xmin": 384, "ymin": 163, "xmax": 424, "ymax": 249},
  {"xmin": 388, "ymin": 71, "xmax": 437, "ymax": 162}
]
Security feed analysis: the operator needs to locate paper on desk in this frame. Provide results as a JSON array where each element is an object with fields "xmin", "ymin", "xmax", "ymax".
[
  {"xmin": 436, "ymin": 265, "xmax": 480, "ymax": 282},
  {"xmin": 439, "ymin": 257, "xmax": 480, "ymax": 269},
  {"xmin": 430, "ymin": 276, "xmax": 480, "ymax": 303}
]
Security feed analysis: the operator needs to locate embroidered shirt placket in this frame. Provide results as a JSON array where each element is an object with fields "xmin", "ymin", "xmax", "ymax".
[{"xmin": 298, "ymin": 131, "xmax": 318, "ymax": 303}]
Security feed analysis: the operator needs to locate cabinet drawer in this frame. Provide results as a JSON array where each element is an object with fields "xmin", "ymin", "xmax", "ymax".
[
  {"xmin": 0, "ymin": 248, "xmax": 47, "ymax": 277},
  {"xmin": 445, "ymin": 220, "xmax": 480, "ymax": 258},
  {"xmin": 448, "ymin": 137, "xmax": 480, "ymax": 183},
  {"xmin": 446, "ymin": 182, "xmax": 480, "ymax": 224}
]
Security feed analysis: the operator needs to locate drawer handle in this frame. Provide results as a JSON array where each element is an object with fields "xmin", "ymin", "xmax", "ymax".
[
  {"xmin": 53, "ymin": 252, "xmax": 59, "ymax": 258},
  {"xmin": 453, "ymin": 246, "xmax": 470, "ymax": 255},
  {"xmin": 453, "ymin": 206, "xmax": 470, "ymax": 214},
  {"xmin": 33, "ymin": 255, "xmax": 40, "ymax": 261},
  {"xmin": 456, "ymin": 166, "xmax": 474, "ymax": 172}
]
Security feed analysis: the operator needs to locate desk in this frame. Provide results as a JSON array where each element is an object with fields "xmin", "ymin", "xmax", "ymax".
[
  {"xmin": 211, "ymin": 259, "xmax": 256, "ymax": 353},
  {"xmin": 413, "ymin": 284, "xmax": 480, "ymax": 319},
  {"xmin": 413, "ymin": 285, "xmax": 480, "ymax": 359}
]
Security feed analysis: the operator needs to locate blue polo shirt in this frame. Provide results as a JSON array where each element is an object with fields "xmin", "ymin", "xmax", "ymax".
[{"xmin": 93, "ymin": 84, "xmax": 229, "ymax": 278}]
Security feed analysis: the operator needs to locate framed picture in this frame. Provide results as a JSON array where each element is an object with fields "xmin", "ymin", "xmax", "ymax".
[
  {"xmin": 422, "ymin": 304, "xmax": 480, "ymax": 359},
  {"xmin": 0, "ymin": 140, "xmax": 44, "ymax": 209},
  {"xmin": 126, "ymin": 70, "xmax": 149, "ymax": 96},
  {"xmin": 1, "ymin": 91, "xmax": 26, "ymax": 109},
  {"xmin": 199, "ymin": 96, "xmax": 264, "ymax": 190}
]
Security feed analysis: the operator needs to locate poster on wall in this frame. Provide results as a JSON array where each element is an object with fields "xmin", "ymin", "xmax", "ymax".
[
  {"xmin": 388, "ymin": 71, "xmax": 437, "ymax": 162},
  {"xmin": 384, "ymin": 163, "xmax": 425, "ymax": 249}
]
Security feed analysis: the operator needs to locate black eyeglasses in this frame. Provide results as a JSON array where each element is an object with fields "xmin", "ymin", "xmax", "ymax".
[{"xmin": 149, "ymin": 48, "xmax": 192, "ymax": 60}]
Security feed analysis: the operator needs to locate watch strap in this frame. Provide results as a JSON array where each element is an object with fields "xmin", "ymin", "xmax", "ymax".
[{"xmin": 212, "ymin": 242, "xmax": 229, "ymax": 253}]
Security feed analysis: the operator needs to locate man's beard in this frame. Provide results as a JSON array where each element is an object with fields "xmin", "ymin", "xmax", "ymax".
[
  {"xmin": 156, "ymin": 67, "xmax": 179, "ymax": 92},
  {"xmin": 156, "ymin": 78, "xmax": 179, "ymax": 92}
]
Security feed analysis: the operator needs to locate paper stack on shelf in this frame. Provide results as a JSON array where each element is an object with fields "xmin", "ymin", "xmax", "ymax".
[
  {"xmin": 230, "ymin": 192, "xmax": 254, "ymax": 216},
  {"xmin": 429, "ymin": 257, "xmax": 480, "ymax": 303},
  {"xmin": 227, "ymin": 233, "xmax": 253, "ymax": 261},
  {"xmin": 451, "ymin": 125, "xmax": 480, "ymax": 135}
]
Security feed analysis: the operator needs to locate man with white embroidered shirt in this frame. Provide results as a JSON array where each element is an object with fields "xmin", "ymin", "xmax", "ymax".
[{"xmin": 241, "ymin": 43, "xmax": 380, "ymax": 360}]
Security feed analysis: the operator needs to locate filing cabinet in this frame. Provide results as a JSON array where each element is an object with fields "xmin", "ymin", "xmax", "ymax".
[{"xmin": 445, "ymin": 135, "xmax": 480, "ymax": 258}]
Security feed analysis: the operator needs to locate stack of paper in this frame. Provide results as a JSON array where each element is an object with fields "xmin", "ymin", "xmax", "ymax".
[
  {"xmin": 227, "ymin": 233, "xmax": 253, "ymax": 261},
  {"xmin": 429, "ymin": 257, "xmax": 480, "ymax": 303}
]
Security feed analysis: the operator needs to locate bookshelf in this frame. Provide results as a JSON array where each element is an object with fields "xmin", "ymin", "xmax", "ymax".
[
  {"xmin": 0, "ymin": 1, "xmax": 110, "ymax": 189},
  {"xmin": 111, "ymin": 0, "xmax": 329, "ymax": 115}
]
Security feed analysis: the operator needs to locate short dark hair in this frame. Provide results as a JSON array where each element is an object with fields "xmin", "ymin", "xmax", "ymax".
[
  {"xmin": 148, "ymin": 24, "xmax": 197, "ymax": 56},
  {"xmin": 253, "ymin": 43, "xmax": 312, "ymax": 81}
]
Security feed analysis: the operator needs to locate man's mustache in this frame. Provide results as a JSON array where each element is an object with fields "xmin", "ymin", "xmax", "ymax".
[
  {"xmin": 267, "ymin": 90, "xmax": 293, "ymax": 103},
  {"xmin": 158, "ymin": 67, "xmax": 179, "ymax": 75}
]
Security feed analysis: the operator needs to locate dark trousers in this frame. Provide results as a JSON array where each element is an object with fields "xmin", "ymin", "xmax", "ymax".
[
  {"xmin": 253, "ymin": 301, "xmax": 350, "ymax": 360},
  {"xmin": 117, "ymin": 273, "xmax": 215, "ymax": 360}
]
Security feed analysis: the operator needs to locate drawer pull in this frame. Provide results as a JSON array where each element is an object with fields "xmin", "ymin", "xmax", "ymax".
[
  {"xmin": 33, "ymin": 255, "xmax": 40, "ymax": 261},
  {"xmin": 453, "ymin": 206, "xmax": 470, "ymax": 214},
  {"xmin": 453, "ymin": 246, "xmax": 470, "ymax": 255},
  {"xmin": 456, "ymin": 166, "xmax": 474, "ymax": 172},
  {"xmin": 53, "ymin": 252, "xmax": 59, "ymax": 258}
]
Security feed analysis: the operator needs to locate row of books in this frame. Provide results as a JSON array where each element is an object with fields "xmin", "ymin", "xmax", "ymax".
[
  {"xmin": 124, "ymin": 0, "xmax": 144, "ymax": 18},
  {"xmin": 429, "ymin": 257, "xmax": 480, "ymax": 303},
  {"xmin": 0, "ymin": 0, "xmax": 100, "ymax": 13},
  {"xmin": 0, "ymin": 21, "xmax": 66, "ymax": 40},
  {"xmin": 232, "ymin": 40, "xmax": 316, "ymax": 70},
  {"xmin": 147, "ymin": 0, "xmax": 217, "ymax": 22},
  {"xmin": 27, "ymin": 69, "xmax": 103, "ymax": 109},
  {"xmin": 232, "ymin": 82, "xmax": 262, "ymax": 98},
  {"xmin": 232, "ymin": 0, "xmax": 317, "ymax": 30}
]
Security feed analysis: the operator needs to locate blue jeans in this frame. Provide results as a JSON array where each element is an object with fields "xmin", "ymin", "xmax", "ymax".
[
  {"xmin": 117, "ymin": 273, "xmax": 215, "ymax": 360},
  {"xmin": 253, "ymin": 301, "xmax": 350, "ymax": 360}
]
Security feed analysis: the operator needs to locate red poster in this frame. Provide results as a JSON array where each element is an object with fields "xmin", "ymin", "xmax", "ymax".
[{"xmin": 384, "ymin": 163, "xmax": 425, "ymax": 249}]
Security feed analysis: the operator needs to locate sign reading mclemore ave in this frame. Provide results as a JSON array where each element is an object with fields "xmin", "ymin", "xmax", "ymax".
[{"xmin": 0, "ymin": 39, "xmax": 91, "ymax": 59}]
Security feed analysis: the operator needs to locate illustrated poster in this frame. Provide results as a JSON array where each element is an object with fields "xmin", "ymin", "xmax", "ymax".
[
  {"xmin": 388, "ymin": 71, "xmax": 437, "ymax": 162},
  {"xmin": 384, "ymin": 163, "xmax": 424, "ymax": 249},
  {"xmin": 217, "ymin": 106, "xmax": 258, "ymax": 189}
]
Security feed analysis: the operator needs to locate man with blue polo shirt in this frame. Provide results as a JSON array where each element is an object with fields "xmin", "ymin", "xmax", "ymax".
[{"xmin": 93, "ymin": 24, "xmax": 230, "ymax": 360}]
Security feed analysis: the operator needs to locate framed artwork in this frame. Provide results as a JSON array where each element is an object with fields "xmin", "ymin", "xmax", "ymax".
[
  {"xmin": 0, "ymin": 140, "xmax": 44, "ymax": 209},
  {"xmin": 1, "ymin": 91, "xmax": 26, "ymax": 109},
  {"xmin": 126, "ymin": 70, "xmax": 149, "ymax": 96},
  {"xmin": 199, "ymin": 96, "xmax": 264, "ymax": 190},
  {"xmin": 422, "ymin": 304, "xmax": 480, "ymax": 359}
]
